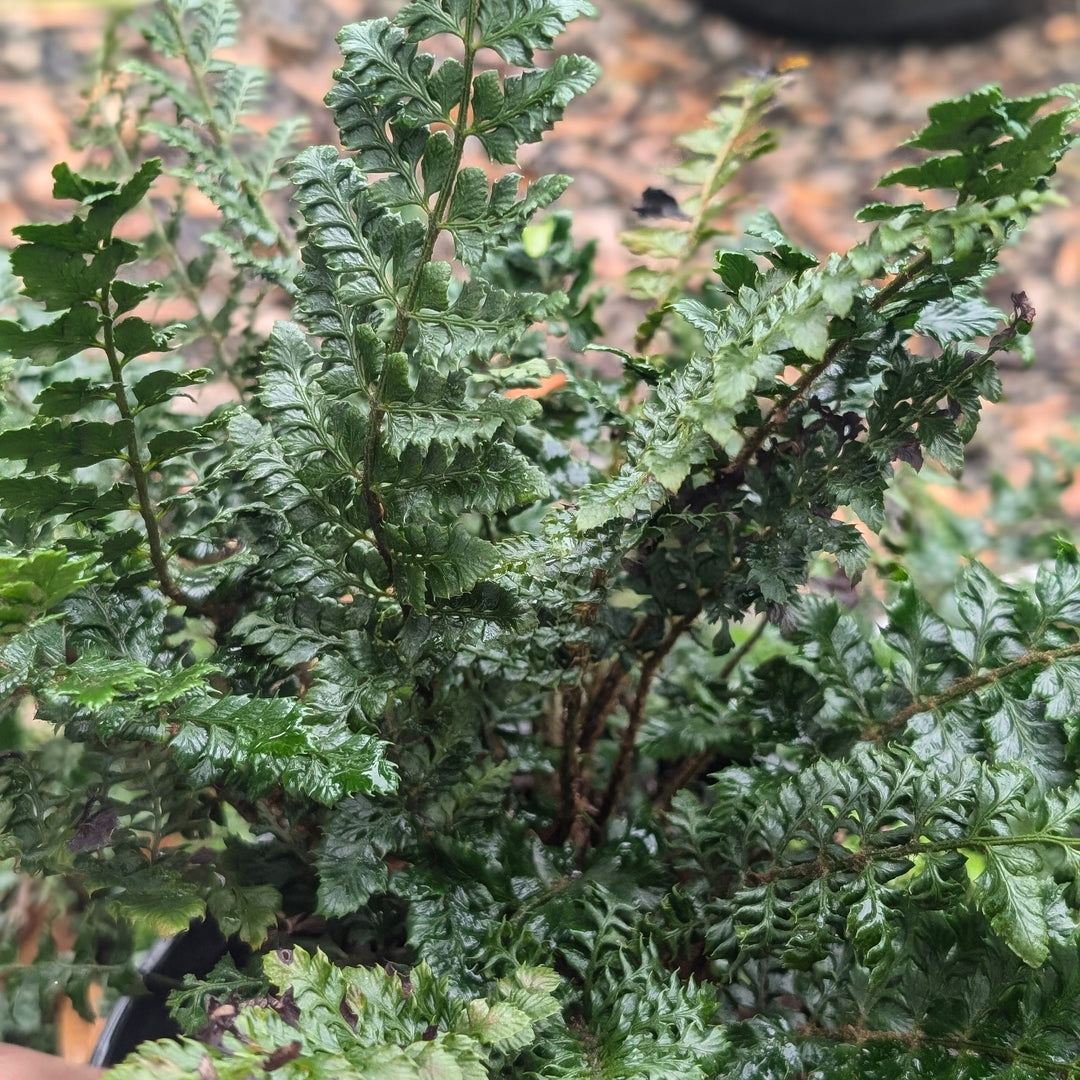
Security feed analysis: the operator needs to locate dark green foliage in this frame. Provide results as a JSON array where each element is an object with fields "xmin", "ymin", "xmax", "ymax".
[{"xmin": 2, "ymin": 1, "xmax": 1080, "ymax": 1076}]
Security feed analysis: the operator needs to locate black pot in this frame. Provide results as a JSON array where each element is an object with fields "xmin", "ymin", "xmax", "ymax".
[
  {"xmin": 90, "ymin": 919, "xmax": 243, "ymax": 1068},
  {"xmin": 700, "ymin": 0, "xmax": 1037, "ymax": 41}
]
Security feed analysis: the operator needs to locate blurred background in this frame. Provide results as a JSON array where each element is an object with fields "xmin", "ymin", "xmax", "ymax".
[
  {"xmin": 2, "ymin": 0, "xmax": 1079, "ymax": 494},
  {"xmin": 2, "ymin": 0, "xmax": 1080, "ymax": 1060},
  {"xmin": 2, "ymin": 0, "xmax": 1080, "ymax": 474}
]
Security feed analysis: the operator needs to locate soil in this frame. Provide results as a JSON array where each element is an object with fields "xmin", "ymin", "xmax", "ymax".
[{"xmin": 4, "ymin": 0, "xmax": 1080, "ymax": 486}]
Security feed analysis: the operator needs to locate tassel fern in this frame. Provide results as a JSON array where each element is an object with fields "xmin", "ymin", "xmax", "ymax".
[{"xmin": 1, "ymin": 2, "xmax": 1080, "ymax": 1077}]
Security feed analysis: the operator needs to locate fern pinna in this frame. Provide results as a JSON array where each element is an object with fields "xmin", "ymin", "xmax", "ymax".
[
  {"xmin": 222, "ymin": 2, "xmax": 598, "ymax": 703},
  {"xmin": 1, "ymin": 1, "xmax": 1080, "ymax": 1078}
]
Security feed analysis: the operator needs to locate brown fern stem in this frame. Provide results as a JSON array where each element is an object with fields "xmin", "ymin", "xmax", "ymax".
[
  {"xmin": 596, "ymin": 611, "xmax": 698, "ymax": 828},
  {"xmin": 358, "ymin": 0, "xmax": 481, "ymax": 607},
  {"xmin": 578, "ymin": 662, "xmax": 628, "ymax": 756},
  {"xmin": 871, "ymin": 638, "xmax": 1080, "ymax": 740},
  {"xmin": 723, "ymin": 250, "xmax": 933, "ymax": 482},
  {"xmin": 656, "ymin": 617, "xmax": 767, "ymax": 808},
  {"xmin": 544, "ymin": 687, "xmax": 586, "ymax": 846},
  {"xmin": 100, "ymin": 292, "xmax": 193, "ymax": 609}
]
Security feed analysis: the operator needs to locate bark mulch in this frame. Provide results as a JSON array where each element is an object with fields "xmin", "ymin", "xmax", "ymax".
[{"xmin": 4, "ymin": 0, "xmax": 1080, "ymax": 485}]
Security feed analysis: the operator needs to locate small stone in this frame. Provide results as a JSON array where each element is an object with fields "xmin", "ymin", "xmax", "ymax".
[
  {"xmin": 1045, "ymin": 13, "xmax": 1080, "ymax": 45},
  {"xmin": 0, "ymin": 30, "xmax": 40, "ymax": 78},
  {"xmin": 700, "ymin": 16, "xmax": 747, "ymax": 63}
]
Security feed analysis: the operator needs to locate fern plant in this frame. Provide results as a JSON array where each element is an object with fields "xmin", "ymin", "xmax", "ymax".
[
  {"xmin": 77, "ymin": 0, "xmax": 303, "ymax": 391},
  {"xmin": 2, "ymin": 0, "xmax": 1080, "ymax": 1077}
]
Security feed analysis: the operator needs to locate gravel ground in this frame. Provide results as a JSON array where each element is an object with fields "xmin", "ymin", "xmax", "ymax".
[{"xmin": 2, "ymin": 0, "xmax": 1080, "ymax": 489}]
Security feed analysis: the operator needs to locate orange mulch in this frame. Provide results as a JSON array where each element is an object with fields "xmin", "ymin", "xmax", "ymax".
[{"xmin": 3, "ymin": 0, "xmax": 1080, "ymax": 474}]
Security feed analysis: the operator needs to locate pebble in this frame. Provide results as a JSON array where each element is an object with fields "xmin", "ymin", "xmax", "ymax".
[{"xmin": 0, "ymin": 27, "xmax": 39, "ymax": 77}]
